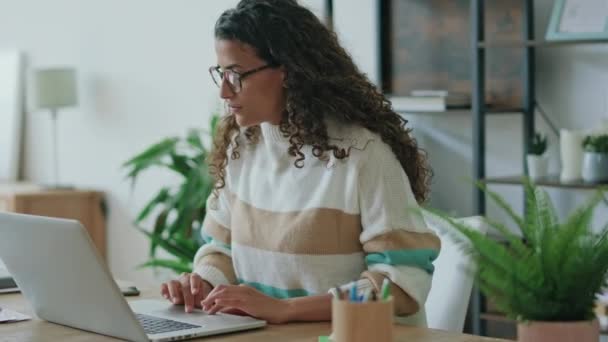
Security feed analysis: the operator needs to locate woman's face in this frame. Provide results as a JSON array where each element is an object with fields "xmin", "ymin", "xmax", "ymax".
[{"xmin": 213, "ymin": 39, "xmax": 286, "ymax": 127}]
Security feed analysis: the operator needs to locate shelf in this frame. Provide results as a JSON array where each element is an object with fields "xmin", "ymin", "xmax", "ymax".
[
  {"xmin": 483, "ymin": 175, "xmax": 608, "ymax": 190},
  {"xmin": 479, "ymin": 313, "xmax": 515, "ymax": 324},
  {"xmin": 395, "ymin": 107, "xmax": 524, "ymax": 116},
  {"xmin": 485, "ymin": 107, "xmax": 524, "ymax": 114},
  {"xmin": 478, "ymin": 39, "xmax": 608, "ymax": 48}
]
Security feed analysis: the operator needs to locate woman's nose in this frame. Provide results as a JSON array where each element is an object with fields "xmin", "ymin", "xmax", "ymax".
[{"xmin": 219, "ymin": 79, "xmax": 235, "ymax": 99}]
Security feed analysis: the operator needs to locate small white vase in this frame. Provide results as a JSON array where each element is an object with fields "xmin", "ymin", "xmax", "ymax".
[
  {"xmin": 527, "ymin": 154, "xmax": 548, "ymax": 181},
  {"xmin": 582, "ymin": 152, "xmax": 608, "ymax": 183},
  {"xmin": 560, "ymin": 129, "xmax": 585, "ymax": 182}
]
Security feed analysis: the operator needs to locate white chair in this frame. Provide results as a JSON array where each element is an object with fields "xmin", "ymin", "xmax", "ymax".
[{"xmin": 424, "ymin": 215, "xmax": 489, "ymax": 333}]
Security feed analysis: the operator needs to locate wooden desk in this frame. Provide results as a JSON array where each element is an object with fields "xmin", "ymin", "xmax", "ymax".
[
  {"xmin": 0, "ymin": 287, "xmax": 509, "ymax": 342},
  {"xmin": 0, "ymin": 182, "xmax": 106, "ymax": 259}
]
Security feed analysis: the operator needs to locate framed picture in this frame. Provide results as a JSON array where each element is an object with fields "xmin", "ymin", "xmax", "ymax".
[
  {"xmin": 382, "ymin": 0, "xmax": 525, "ymax": 107},
  {"xmin": 546, "ymin": 0, "xmax": 608, "ymax": 41}
]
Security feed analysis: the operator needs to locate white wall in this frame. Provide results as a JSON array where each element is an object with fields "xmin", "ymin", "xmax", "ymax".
[
  {"xmin": 1, "ymin": 0, "xmax": 607, "ymax": 285},
  {"xmin": 0, "ymin": 0, "xmax": 333, "ymax": 285},
  {"xmin": 0, "ymin": 0, "xmax": 240, "ymax": 284},
  {"xmin": 333, "ymin": 0, "xmax": 380, "ymax": 85}
]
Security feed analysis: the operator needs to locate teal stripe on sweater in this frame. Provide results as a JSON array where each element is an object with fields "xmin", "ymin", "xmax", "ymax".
[
  {"xmin": 237, "ymin": 279, "xmax": 310, "ymax": 299},
  {"xmin": 202, "ymin": 233, "xmax": 231, "ymax": 250},
  {"xmin": 365, "ymin": 249, "xmax": 439, "ymax": 274}
]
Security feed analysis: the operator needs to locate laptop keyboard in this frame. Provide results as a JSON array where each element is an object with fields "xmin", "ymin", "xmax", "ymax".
[{"xmin": 135, "ymin": 313, "xmax": 201, "ymax": 335}]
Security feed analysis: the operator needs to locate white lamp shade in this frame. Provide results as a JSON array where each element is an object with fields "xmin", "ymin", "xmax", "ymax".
[{"xmin": 34, "ymin": 68, "xmax": 78, "ymax": 109}]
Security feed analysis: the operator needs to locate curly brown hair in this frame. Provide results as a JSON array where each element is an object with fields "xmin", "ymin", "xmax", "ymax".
[{"xmin": 209, "ymin": 0, "xmax": 432, "ymax": 203}]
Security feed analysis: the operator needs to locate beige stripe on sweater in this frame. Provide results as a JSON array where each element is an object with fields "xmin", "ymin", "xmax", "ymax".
[
  {"xmin": 363, "ymin": 230, "xmax": 441, "ymax": 253},
  {"xmin": 230, "ymin": 197, "xmax": 363, "ymax": 255},
  {"xmin": 202, "ymin": 216, "xmax": 231, "ymax": 245}
]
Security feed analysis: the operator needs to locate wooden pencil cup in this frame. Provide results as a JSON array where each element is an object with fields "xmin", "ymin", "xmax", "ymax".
[{"xmin": 331, "ymin": 297, "xmax": 394, "ymax": 342}]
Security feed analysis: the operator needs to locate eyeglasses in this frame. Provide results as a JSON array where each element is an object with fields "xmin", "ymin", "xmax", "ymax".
[{"xmin": 209, "ymin": 64, "xmax": 275, "ymax": 93}]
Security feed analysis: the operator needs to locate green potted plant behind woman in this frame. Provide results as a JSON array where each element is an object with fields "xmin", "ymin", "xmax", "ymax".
[
  {"xmin": 526, "ymin": 132, "xmax": 548, "ymax": 181},
  {"xmin": 582, "ymin": 134, "xmax": 608, "ymax": 183},
  {"xmin": 424, "ymin": 180, "xmax": 608, "ymax": 342},
  {"xmin": 122, "ymin": 115, "xmax": 219, "ymax": 275}
]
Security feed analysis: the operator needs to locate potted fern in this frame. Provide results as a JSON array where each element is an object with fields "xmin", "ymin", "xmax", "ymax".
[
  {"xmin": 582, "ymin": 134, "xmax": 608, "ymax": 183},
  {"xmin": 526, "ymin": 132, "xmax": 548, "ymax": 181},
  {"xmin": 122, "ymin": 115, "xmax": 219, "ymax": 275},
  {"xmin": 425, "ymin": 180, "xmax": 608, "ymax": 342}
]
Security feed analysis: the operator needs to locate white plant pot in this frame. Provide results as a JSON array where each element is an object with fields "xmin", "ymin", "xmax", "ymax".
[
  {"xmin": 527, "ymin": 154, "xmax": 548, "ymax": 181},
  {"xmin": 582, "ymin": 152, "xmax": 608, "ymax": 183}
]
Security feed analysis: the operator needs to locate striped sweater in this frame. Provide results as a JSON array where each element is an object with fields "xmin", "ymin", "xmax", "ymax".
[{"xmin": 193, "ymin": 121, "xmax": 440, "ymax": 326}]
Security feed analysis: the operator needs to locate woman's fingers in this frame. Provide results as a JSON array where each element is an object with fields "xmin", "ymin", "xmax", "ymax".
[
  {"xmin": 201, "ymin": 284, "xmax": 229, "ymax": 308},
  {"xmin": 207, "ymin": 298, "xmax": 243, "ymax": 315},
  {"xmin": 180, "ymin": 274, "xmax": 195, "ymax": 313},
  {"xmin": 190, "ymin": 273, "xmax": 203, "ymax": 296},
  {"xmin": 167, "ymin": 280, "xmax": 184, "ymax": 305},
  {"xmin": 160, "ymin": 274, "xmax": 212, "ymax": 311},
  {"xmin": 160, "ymin": 283, "xmax": 170, "ymax": 300}
]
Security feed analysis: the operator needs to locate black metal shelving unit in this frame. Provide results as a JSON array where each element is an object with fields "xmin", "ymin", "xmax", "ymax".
[
  {"xmin": 374, "ymin": 0, "xmax": 608, "ymax": 337},
  {"xmin": 469, "ymin": 0, "xmax": 536, "ymax": 336},
  {"xmin": 471, "ymin": 1, "xmax": 608, "ymax": 336}
]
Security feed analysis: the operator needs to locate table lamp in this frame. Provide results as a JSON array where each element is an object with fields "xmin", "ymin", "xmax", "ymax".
[{"xmin": 34, "ymin": 68, "xmax": 78, "ymax": 188}]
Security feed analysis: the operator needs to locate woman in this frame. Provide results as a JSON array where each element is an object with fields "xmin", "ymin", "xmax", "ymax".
[{"xmin": 160, "ymin": 0, "xmax": 439, "ymax": 326}]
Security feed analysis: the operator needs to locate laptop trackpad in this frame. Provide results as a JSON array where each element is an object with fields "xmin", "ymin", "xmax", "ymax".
[{"xmin": 129, "ymin": 299, "xmax": 264, "ymax": 327}]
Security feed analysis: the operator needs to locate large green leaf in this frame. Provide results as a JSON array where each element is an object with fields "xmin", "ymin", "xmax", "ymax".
[
  {"xmin": 149, "ymin": 209, "xmax": 169, "ymax": 257},
  {"xmin": 135, "ymin": 187, "xmax": 170, "ymax": 223},
  {"xmin": 169, "ymin": 152, "xmax": 193, "ymax": 178},
  {"xmin": 123, "ymin": 137, "xmax": 179, "ymax": 181},
  {"xmin": 186, "ymin": 129, "xmax": 204, "ymax": 150},
  {"xmin": 137, "ymin": 227, "xmax": 194, "ymax": 263},
  {"xmin": 476, "ymin": 180, "xmax": 525, "ymax": 232}
]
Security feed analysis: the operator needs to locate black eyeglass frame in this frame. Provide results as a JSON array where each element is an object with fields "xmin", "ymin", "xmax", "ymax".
[{"xmin": 209, "ymin": 64, "xmax": 276, "ymax": 93}]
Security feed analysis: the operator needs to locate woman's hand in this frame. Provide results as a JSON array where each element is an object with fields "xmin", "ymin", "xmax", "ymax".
[
  {"xmin": 160, "ymin": 272, "xmax": 213, "ymax": 313},
  {"xmin": 201, "ymin": 284, "xmax": 291, "ymax": 324}
]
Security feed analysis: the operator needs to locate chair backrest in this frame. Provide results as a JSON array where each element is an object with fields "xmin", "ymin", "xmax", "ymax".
[{"xmin": 424, "ymin": 215, "xmax": 489, "ymax": 333}]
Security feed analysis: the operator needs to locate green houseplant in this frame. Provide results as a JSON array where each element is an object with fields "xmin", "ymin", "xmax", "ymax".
[
  {"xmin": 425, "ymin": 180, "xmax": 608, "ymax": 342},
  {"xmin": 582, "ymin": 134, "xmax": 608, "ymax": 183},
  {"xmin": 583, "ymin": 134, "xmax": 608, "ymax": 154},
  {"xmin": 526, "ymin": 132, "xmax": 548, "ymax": 181},
  {"xmin": 528, "ymin": 132, "xmax": 548, "ymax": 156},
  {"xmin": 122, "ymin": 115, "xmax": 219, "ymax": 274}
]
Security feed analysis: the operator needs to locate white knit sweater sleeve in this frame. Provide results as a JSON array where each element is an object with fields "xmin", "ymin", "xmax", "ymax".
[
  {"xmin": 335, "ymin": 140, "xmax": 440, "ymax": 316},
  {"xmin": 192, "ymin": 187, "xmax": 237, "ymax": 288}
]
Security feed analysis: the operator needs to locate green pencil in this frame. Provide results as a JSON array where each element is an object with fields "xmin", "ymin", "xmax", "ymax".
[{"xmin": 380, "ymin": 278, "xmax": 391, "ymax": 300}]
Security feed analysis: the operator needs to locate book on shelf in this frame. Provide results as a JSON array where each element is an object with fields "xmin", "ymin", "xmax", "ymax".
[
  {"xmin": 411, "ymin": 89, "xmax": 471, "ymax": 107},
  {"xmin": 388, "ymin": 91, "xmax": 471, "ymax": 113},
  {"xmin": 389, "ymin": 96, "xmax": 446, "ymax": 112}
]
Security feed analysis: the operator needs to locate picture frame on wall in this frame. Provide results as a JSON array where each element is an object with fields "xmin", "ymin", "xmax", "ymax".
[{"xmin": 546, "ymin": 0, "xmax": 608, "ymax": 41}]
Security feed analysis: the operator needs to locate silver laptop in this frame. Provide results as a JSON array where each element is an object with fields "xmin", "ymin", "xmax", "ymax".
[{"xmin": 0, "ymin": 212, "xmax": 266, "ymax": 341}]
